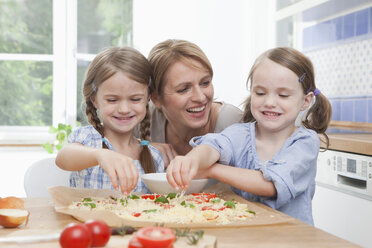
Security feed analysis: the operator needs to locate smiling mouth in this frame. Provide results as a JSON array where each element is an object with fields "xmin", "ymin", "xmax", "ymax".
[
  {"xmin": 187, "ymin": 105, "xmax": 206, "ymax": 113},
  {"xmin": 262, "ymin": 111, "xmax": 281, "ymax": 116},
  {"xmin": 114, "ymin": 116, "xmax": 134, "ymax": 121}
]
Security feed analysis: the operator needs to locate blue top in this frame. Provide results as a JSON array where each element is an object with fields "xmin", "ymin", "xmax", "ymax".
[
  {"xmin": 68, "ymin": 125, "xmax": 165, "ymax": 193},
  {"xmin": 190, "ymin": 122, "xmax": 319, "ymax": 225}
]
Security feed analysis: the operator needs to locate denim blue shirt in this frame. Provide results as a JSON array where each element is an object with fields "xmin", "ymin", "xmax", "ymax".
[
  {"xmin": 68, "ymin": 126, "xmax": 165, "ymax": 193},
  {"xmin": 190, "ymin": 122, "xmax": 319, "ymax": 225}
]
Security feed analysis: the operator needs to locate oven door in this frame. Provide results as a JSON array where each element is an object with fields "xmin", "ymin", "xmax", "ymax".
[{"xmin": 313, "ymin": 149, "xmax": 372, "ymax": 248}]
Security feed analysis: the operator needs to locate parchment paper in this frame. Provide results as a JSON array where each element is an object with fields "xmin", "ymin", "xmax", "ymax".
[{"xmin": 48, "ymin": 184, "xmax": 293, "ymax": 228}]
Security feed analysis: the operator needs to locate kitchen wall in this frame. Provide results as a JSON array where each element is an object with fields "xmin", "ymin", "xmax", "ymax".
[
  {"xmin": 302, "ymin": 1, "xmax": 372, "ymax": 122},
  {"xmin": 133, "ymin": 0, "xmax": 274, "ymax": 109}
]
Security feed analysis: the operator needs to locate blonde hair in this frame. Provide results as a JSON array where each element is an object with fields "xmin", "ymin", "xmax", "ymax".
[
  {"xmin": 82, "ymin": 46, "xmax": 156, "ymax": 173},
  {"xmin": 242, "ymin": 47, "xmax": 332, "ymax": 148},
  {"xmin": 148, "ymin": 39, "xmax": 213, "ymax": 95}
]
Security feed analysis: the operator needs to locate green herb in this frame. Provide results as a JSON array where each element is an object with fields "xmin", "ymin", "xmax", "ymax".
[
  {"xmin": 154, "ymin": 196, "xmax": 169, "ymax": 204},
  {"xmin": 224, "ymin": 199, "xmax": 236, "ymax": 208},
  {"xmin": 246, "ymin": 209, "xmax": 256, "ymax": 215},
  {"xmin": 82, "ymin": 197, "xmax": 92, "ymax": 202},
  {"xmin": 166, "ymin": 193, "xmax": 177, "ymax": 199},
  {"xmin": 129, "ymin": 194, "xmax": 140, "ymax": 199},
  {"xmin": 111, "ymin": 225, "xmax": 137, "ymax": 236},
  {"xmin": 109, "ymin": 196, "xmax": 117, "ymax": 201},
  {"xmin": 210, "ymin": 198, "xmax": 221, "ymax": 203},
  {"xmin": 120, "ymin": 198, "xmax": 128, "ymax": 206},
  {"xmin": 180, "ymin": 200, "xmax": 186, "ymax": 206},
  {"xmin": 83, "ymin": 202, "xmax": 96, "ymax": 208},
  {"xmin": 174, "ymin": 228, "xmax": 204, "ymax": 245},
  {"xmin": 180, "ymin": 200, "xmax": 195, "ymax": 208},
  {"xmin": 144, "ymin": 209, "xmax": 157, "ymax": 213},
  {"xmin": 188, "ymin": 204, "xmax": 195, "ymax": 208},
  {"xmin": 42, "ymin": 123, "xmax": 76, "ymax": 154}
]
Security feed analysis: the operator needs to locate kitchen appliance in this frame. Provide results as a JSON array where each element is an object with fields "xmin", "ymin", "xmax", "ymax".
[{"xmin": 313, "ymin": 149, "xmax": 372, "ymax": 248}]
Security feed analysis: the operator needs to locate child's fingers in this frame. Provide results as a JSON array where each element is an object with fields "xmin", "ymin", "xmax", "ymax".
[
  {"xmin": 116, "ymin": 164, "xmax": 130, "ymax": 194},
  {"xmin": 166, "ymin": 161, "xmax": 179, "ymax": 190},
  {"xmin": 128, "ymin": 162, "xmax": 139, "ymax": 192},
  {"xmin": 106, "ymin": 168, "xmax": 119, "ymax": 190}
]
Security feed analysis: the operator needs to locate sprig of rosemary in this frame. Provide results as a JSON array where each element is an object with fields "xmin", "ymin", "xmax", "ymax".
[{"xmin": 174, "ymin": 228, "xmax": 204, "ymax": 245}]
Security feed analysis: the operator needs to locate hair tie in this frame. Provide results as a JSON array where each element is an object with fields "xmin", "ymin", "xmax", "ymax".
[
  {"xmin": 313, "ymin": 88, "xmax": 321, "ymax": 96},
  {"xmin": 298, "ymin": 73, "xmax": 306, "ymax": 83},
  {"xmin": 92, "ymin": 80, "xmax": 97, "ymax": 93},
  {"xmin": 140, "ymin": 140, "xmax": 150, "ymax": 146}
]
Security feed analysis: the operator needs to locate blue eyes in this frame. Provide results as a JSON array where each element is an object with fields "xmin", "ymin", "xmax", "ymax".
[{"xmin": 176, "ymin": 81, "xmax": 211, "ymax": 94}]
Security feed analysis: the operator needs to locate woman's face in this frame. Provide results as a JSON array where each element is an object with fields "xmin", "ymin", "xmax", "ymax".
[{"xmin": 152, "ymin": 59, "xmax": 214, "ymax": 130}]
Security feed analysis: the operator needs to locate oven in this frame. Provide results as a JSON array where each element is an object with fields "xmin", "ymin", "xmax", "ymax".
[{"xmin": 313, "ymin": 149, "xmax": 372, "ymax": 247}]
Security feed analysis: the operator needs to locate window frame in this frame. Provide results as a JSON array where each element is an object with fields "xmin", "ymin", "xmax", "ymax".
[{"xmin": 0, "ymin": 0, "xmax": 78, "ymax": 145}]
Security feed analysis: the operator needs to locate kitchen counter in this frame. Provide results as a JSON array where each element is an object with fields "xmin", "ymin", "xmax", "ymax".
[
  {"xmin": 320, "ymin": 121, "xmax": 372, "ymax": 155},
  {"xmin": 321, "ymin": 133, "xmax": 372, "ymax": 156},
  {"xmin": 0, "ymin": 198, "xmax": 359, "ymax": 247}
]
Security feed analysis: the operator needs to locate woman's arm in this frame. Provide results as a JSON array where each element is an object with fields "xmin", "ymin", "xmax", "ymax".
[{"xmin": 206, "ymin": 163, "xmax": 277, "ymax": 197}]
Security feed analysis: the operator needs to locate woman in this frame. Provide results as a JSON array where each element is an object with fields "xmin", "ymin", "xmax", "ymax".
[{"xmin": 143, "ymin": 39, "xmax": 242, "ymax": 165}]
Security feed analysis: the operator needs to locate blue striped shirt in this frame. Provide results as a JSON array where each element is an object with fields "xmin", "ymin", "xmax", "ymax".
[
  {"xmin": 190, "ymin": 122, "xmax": 319, "ymax": 225},
  {"xmin": 68, "ymin": 125, "xmax": 165, "ymax": 193}
]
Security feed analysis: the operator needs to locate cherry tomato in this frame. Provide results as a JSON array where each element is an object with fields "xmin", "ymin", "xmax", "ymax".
[
  {"xmin": 136, "ymin": 226, "xmax": 176, "ymax": 248},
  {"xmin": 84, "ymin": 219, "xmax": 111, "ymax": 247},
  {"xmin": 59, "ymin": 223, "xmax": 92, "ymax": 248}
]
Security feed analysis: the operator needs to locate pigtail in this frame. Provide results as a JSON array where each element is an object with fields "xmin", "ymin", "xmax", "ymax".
[
  {"xmin": 85, "ymin": 100, "xmax": 108, "ymax": 149},
  {"xmin": 302, "ymin": 93, "xmax": 332, "ymax": 149},
  {"xmin": 139, "ymin": 103, "xmax": 156, "ymax": 173},
  {"xmin": 242, "ymin": 95, "xmax": 255, "ymax": 123}
]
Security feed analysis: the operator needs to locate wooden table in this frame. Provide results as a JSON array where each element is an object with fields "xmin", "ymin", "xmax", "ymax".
[{"xmin": 0, "ymin": 198, "xmax": 360, "ymax": 248}]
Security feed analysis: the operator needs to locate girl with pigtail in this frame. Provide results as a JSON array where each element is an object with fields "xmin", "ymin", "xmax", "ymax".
[
  {"xmin": 56, "ymin": 46, "xmax": 165, "ymax": 194},
  {"xmin": 166, "ymin": 47, "xmax": 332, "ymax": 225}
]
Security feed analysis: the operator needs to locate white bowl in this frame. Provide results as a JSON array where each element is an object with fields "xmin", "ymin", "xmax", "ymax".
[{"xmin": 141, "ymin": 173, "xmax": 211, "ymax": 194}]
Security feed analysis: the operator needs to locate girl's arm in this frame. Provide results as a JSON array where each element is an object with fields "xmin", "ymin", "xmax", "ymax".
[
  {"xmin": 56, "ymin": 143, "xmax": 139, "ymax": 194},
  {"xmin": 206, "ymin": 163, "xmax": 277, "ymax": 197},
  {"xmin": 166, "ymin": 144, "xmax": 220, "ymax": 190}
]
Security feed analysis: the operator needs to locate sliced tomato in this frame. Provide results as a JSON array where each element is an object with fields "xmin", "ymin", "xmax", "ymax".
[
  {"xmin": 201, "ymin": 205, "xmax": 214, "ymax": 211},
  {"xmin": 141, "ymin": 194, "xmax": 163, "ymax": 200},
  {"xmin": 136, "ymin": 226, "xmax": 175, "ymax": 248},
  {"xmin": 132, "ymin": 212, "xmax": 141, "ymax": 217},
  {"xmin": 128, "ymin": 236, "xmax": 144, "ymax": 248}
]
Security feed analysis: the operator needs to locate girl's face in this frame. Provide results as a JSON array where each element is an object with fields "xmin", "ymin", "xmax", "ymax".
[
  {"xmin": 151, "ymin": 59, "xmax": 214, "ymax": 130},
  {"xmin": 250, "ymin": 58, "xmax": 313, "ymax": 134},
  {"xmin": 92, "ymin": 71, "xmax": 148, "ymax": 136}
]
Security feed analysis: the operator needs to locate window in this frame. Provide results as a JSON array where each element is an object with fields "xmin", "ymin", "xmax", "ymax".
[{"xmin": 0, "ymin": 0, "xmax": 132, "ymax": 143}]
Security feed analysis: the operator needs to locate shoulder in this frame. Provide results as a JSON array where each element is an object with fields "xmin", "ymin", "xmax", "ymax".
[
  {"xmin": 68, "ymin": 125, "xmax": 102, "ymax": 146},
  {"xmin": 215, "ymin": 102, "xmax": 243, "ymax": 133},
  {"xmin": 288, "ymin": 127, "xmax": 320, "ymax": 152},
  {"xmin": 148, "ymin": 145, "xmax": 165, "ymax": 171}
]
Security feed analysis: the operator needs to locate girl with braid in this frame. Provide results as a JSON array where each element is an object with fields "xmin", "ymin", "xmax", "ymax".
[
  {"xmin": 166, "ymin": 47, "xmax": 332, "ymax": 224},
  {"xmin": 56, "ymin": 46, "xmax": 165, "ymax": 194}
]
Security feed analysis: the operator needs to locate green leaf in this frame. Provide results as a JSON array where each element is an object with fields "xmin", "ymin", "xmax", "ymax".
[
  {"xmin": 224, "ymin": 200, "xmax": 236, "ymax": 208},
  {"xmin": 55, "ymin": 144, "xmax": 63, "ymax": 151},
  {"xmin": 129, "ymin": 194, "xmax": 139, "ymax": 199},
  {"xmin": 49, "ymin": 126, "xmax": 58, "ymax": 133},
  {"xmin": 210, "ymin": 198, "xmax": 221, "ymax": 203},
  {"xmin": 154, "ymin": 196, "xmax": 169, "ymax": 204},
  {"xmin": 144, "ymin": 209, "xmax": 157, "ymax": 213},
  {"xmin": 166, "ymin": 193, "xmax": 177, "ymax": 199},
  {"xmin": 246, "ymin": 210, "xmax": 256, "ymax": 215},
  {"xmin": 83, "ymin": 202, "xmax": 96, "ymax": 208},
  {"xmin": 42, "ymin": 142, "xmax": 53, "ymax": 154},
  {"xmin": 56, "ymin": 132, "xmax": 65, "ymax": 142},
  {"xmin": 82, "ymin": 197, "xmax": 92, "ymax": 202}
]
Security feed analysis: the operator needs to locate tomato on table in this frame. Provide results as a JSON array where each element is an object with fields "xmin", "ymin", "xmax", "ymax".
[
  {"xmin": 133, "ymin": 226, "xmax": 176, "ymax": 248},
  {"xmin": 59, "ymin": 223, "xmax": 92, "ymax": 248},
  {"xmin": 84, "ymin": 219, "xmax": 111, "ymax": 247}
]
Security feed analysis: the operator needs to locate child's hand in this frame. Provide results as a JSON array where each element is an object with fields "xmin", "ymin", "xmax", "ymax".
[
  {"xmin": 96, "ymin": 149, "xmax": 139, "ymax": 194},
  {"xmin": 166, "ymin": 156, "xmax": 199, "ymax": 190}
]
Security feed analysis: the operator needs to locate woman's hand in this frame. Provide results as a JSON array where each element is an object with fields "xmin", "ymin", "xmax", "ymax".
[
  {"xmin": 150, "ymin": 142, "xmax": 178, "ymax": 168},
  {"xmin": 96, "ymin": 149, "xmax": 139, "ymax": 195},
  {"xmin": 166, "ymin": 155, "xmax": 199, "ymax": 190}
]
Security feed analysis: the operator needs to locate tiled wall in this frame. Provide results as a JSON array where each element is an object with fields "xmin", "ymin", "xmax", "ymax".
[{"xmin": 303, "ymin": 6, "xmax": 372, "ymax": 123}]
